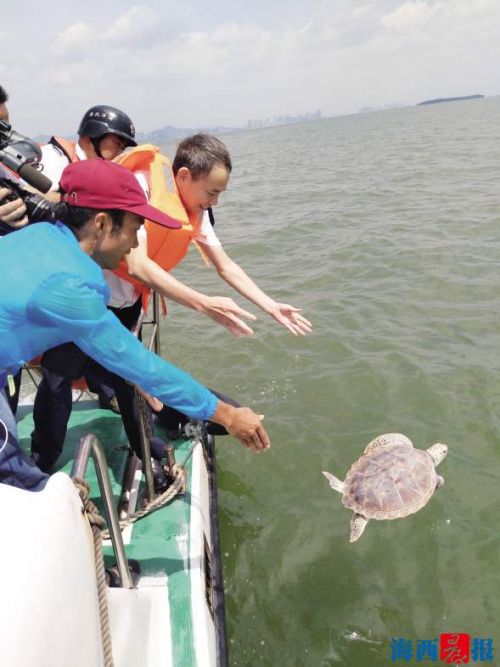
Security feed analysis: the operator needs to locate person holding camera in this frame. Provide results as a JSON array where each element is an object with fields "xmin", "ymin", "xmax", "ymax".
[
  {"xmin": 0, "ymin": 86, "xmax": 28, "ymax": 229},
  {"xmin": 0, "ymin": 85, "xmax": 35, "ymax": 413}
]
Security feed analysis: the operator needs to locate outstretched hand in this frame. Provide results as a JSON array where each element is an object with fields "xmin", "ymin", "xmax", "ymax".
[
  {"xmin": 204, "ymin": 295, "xmax": 257, "ymax": 337},
  {"xmin": 268, "ymin": 302, "xmax": 313, "ymax": 336},
  {"xmin": 211, "ymin": 402, "xmax": 270, "ymax": 452},
  {"xmin": 227, "ymin": 408, "xmax": 270, "ymax": 452}
]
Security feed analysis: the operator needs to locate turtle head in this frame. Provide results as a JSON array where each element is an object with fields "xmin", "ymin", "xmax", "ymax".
[{"xmin": 427, "ymin": 442, "xmax": 448, "ymax": 466}]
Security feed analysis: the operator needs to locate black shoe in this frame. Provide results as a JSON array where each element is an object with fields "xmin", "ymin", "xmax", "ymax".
[
  {"xmin": 99, "ymin": 395, "xmax": 120, "ymax": 414},
  {"xmin": 30, "ymin": 451, "xmax": 59, "ymax": 473},
  {"xmin": 151, "ymin": 458, "xmax": 168, "ymax": 493}
]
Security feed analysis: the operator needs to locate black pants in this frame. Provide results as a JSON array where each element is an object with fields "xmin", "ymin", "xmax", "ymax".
[
  {"xmin": 31, "ymin": 298, "xmax": 150, "ymax": 471},
  {"xmin": 84, "ymin": 364, "xmax": 115, "ymax": 403},
  {"xmin": 31, "ymin": 298, "xmax": 241, "ymax": 471}
]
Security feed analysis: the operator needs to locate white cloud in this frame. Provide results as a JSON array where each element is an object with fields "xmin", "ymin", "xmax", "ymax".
[
  {"xmin": 381, "ymin": 1, "xmax": 438, "ymax": 30},
  {"xmin": 353, "ymin": 3, "xmax": 374, "ymax": 18},
  {"xmin": 102, "ymin": 4, "xmax": 158, "ymax": 45},
  {"xmin": 51, "ymin": 22, "xmax": 94, "ymax": 56},
  {"xmin": 380, "ymin": 0, "xmax": 500, "ymax": 36}
]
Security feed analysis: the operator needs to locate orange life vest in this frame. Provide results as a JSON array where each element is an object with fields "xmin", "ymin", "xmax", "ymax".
[
  {"xmin": 112, "ymin": 144, "xmax": 206, "ymax": 312},
  {"xmin": 47, "ymin": 136, "xmax": 79, "ymax": 163}
]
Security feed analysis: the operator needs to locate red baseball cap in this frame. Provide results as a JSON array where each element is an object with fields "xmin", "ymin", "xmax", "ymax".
[{"xmin": 60, "ymin": 159, "xmax": 182, "ymax": 229}]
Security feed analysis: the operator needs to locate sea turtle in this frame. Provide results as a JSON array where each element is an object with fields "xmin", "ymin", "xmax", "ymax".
[{"xmin": 322, "ymin": 433, "xmax": 448, "ymax": 543}]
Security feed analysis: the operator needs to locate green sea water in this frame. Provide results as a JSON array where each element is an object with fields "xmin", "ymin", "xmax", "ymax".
[{"xmin": 161, "ymin": 97, "xmax": 500, "ymax": 666}]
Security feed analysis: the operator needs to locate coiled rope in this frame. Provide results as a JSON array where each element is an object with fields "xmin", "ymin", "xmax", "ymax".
[
  {"xmin": 73, "ymin": 477, "xmax": 114, "ymax": 667},
  {"xmin": 100, "ymin": 440, "xmax": 197, "ymax": 540}
]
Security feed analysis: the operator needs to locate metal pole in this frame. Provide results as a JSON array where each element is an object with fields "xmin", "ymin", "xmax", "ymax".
[
  {"xmin": 131, "ymin": 293, "xmax": 160, "ymax": 502},
  {"xmin": 72, "ymin": 433, "xmax": 134, "ymax": 589},
  {"xmin": 152, "ymin": 291, "xmax": 161, "ymax": 355},
  {"xmin": 136, "ymin": 392, "xmax": 156, "ymax": 502}
]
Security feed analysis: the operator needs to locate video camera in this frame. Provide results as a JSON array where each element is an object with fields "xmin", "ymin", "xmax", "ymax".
[{"xmin": 0, "ymin": 120, "xmax": 55, "ymax": 233}]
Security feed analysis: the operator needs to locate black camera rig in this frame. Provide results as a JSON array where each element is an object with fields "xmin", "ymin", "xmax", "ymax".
[
  {"xmin": 0, "ymin": 120, "xmax": 52, "ymax": 192},
  {"xmin": 0, "ymin": 120, "xmax": 55, "ymax": 234}
]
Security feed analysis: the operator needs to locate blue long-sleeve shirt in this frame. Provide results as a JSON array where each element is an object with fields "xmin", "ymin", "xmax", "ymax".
[{"xmin": 0, "ymin": 221, "xmax": 218, "ymax": 420}]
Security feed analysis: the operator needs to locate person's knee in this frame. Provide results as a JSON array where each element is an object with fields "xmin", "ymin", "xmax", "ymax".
[
  {"xmin": 43, "ymin": 371, "xmax": 73, "ymax": 394},
  {"xmin": 0, "ymin": 431, "xmax": 49, "ymax": 491}
]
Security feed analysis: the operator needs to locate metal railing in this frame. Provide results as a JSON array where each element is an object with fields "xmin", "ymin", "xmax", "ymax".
[
  {"xmin": 131, "ymin": 290, "xmax": 162, "ymax": 502},
  {"xmin": 133, "ymin": 290, "xmax": 161, "ymax": 355},
  {"xmin": 71, "ymin": 433, "xmax": 134, "ymax": 589}
]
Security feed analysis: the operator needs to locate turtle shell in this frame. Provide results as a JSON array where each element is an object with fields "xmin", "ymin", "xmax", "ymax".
[{"xmin": 342, "ymin": 445, "xmax": 437, "ymax": 520}]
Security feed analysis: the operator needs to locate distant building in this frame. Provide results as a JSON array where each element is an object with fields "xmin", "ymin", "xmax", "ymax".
[
  {"xmin": 247, "ymin": 110, "xmax": 322, "ymax": 129},
  {"xmin": 358, "ymin": 103, "xmax": 406, "ymax": 114}
]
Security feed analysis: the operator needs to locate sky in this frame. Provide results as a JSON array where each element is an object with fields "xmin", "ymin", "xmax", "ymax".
[{"xmin": 1, "ymin": 0, "xmax": 499, "ymax": 136}]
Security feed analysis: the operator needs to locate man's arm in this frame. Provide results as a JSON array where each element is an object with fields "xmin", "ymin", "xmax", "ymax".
[
  {"xmin": 201, "ymin": 244, "xmax": 313, "ymax": 336},
  {"xmin": 30, "ymin": 273, "xmax": 270, "ymax": 451},
  {"xmin": 125, "ymin": 235, "xmax": 257, "ymax": 336}
]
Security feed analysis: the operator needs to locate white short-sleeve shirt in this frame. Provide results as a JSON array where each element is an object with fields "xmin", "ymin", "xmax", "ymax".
[
  {"xmin": 105, "ymin": 168, "xmax": 221, "ymax": 309},
  {"xmin": 37, "ymin": 152, "xmax": 220, "ymax": 308},
  {"xmin": 104, "ymin": 209, "xmax": 221, "ymax": 309},
  {"xmin": 40, "ymin": 142, "xmax": 86, "ymax": 191}
]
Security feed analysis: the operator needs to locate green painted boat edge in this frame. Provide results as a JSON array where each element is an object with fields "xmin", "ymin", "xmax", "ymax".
[{"xmin": 16, "ymin": 396, "xmax": 228, "ymax": 666}]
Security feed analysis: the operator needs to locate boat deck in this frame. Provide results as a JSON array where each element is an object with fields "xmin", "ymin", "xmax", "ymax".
[{"xmin": 16, "ymin": 398, "xmax": 206, "ymax": 667}]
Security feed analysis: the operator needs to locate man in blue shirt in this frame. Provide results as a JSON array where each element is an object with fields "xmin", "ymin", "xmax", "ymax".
[{"xmin": 0, "ymin": 159, "xmax": 270, "ymax": 491}]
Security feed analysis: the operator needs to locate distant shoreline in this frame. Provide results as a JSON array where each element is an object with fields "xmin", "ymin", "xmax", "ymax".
[{"xmin": 417, "ymin": 94, "xmax": 484, "ymax": 106}]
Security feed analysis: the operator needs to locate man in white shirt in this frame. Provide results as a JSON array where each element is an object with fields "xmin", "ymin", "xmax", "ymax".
[
  {"xmin": 36, "ymin": 104, "xmax": 139, "ymax": 412},
  {"xmin": 40, "ymin": 104, "xmax": 137, "ymax": 190}
]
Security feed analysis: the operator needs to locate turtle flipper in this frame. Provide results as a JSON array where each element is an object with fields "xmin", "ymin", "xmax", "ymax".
[
  {"xmin": 350, "ymin": 514, "xmax": 368, "ymax": 543},
  {"xmin": 364, "ymin": 433, "xmax": 413, "ymax": 454},
  {"xmin": 322, "ymin": 471, "xmax": 345, "ymax": 494}
]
